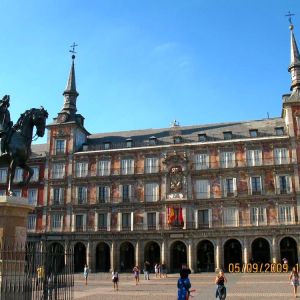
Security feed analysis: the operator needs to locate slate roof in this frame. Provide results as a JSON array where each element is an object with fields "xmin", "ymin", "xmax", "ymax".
[
  {"xmin": 86, "ymin": 117, "xmax": 286, "ymax": 151},
  {"xmin": 31, "ymin": 143, "xmax": 48, "ymax": 158}
]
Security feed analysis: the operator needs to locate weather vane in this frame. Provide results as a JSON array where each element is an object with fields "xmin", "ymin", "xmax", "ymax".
[
  {"xmin": 285, "ymin": 11, "xmax": 295, "ymax": 25},
  {"xmin": 69, "ymin": 42, "xmax": 78, "ymax": 59}
]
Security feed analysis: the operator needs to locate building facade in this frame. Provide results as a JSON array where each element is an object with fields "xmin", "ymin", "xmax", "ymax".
[{"xmin": 23, "ymin": 24, "xmax": 300, "ymax": 273}]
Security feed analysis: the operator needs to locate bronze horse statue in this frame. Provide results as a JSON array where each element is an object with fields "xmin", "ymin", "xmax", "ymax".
[{"xmin": 1, "ymin": 107, "xmax": 48, "ymax": 195}]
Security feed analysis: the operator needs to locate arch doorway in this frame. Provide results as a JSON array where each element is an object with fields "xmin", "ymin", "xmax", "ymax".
[
  {"xmin": 280, "ymin": 237, "xmax": 298, "ymax": 268},
  {"xmin": 197, "ymin": 240, "xmax": 215, "ymax": 272},
  {"xmin": 95, "ymin": 242, "xmax": 110, "ymax": 272},
  {"xmin": 144, "ymin": 241, "xmax": 160, "ymax": 269},
  {"xmin": 74, "ymin": 242, "xmax": 86, "ymax": 273},
  {"xmin": 120, "ymin": 242, "xmax": 134, "ymax": 272},
  {"xmin": 224, "ymin": 239, "xmax": 242, "ymax": 271},
  {"xmin": 47, "ymin": 242, "xmax": 65, "ymax": 274},
  {"xmin": 170, "ymin": 241, "xmax": 187, "ymax": 273},
  {"xmin": 251, "ymin": 238, "xmax": 270, "ymax": 265}
]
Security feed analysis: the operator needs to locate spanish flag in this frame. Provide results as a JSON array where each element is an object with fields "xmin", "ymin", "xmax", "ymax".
[
  {"xmin": 167, "ymin": 207, "xmax": 175, "ymax": 224},
  {"xmin": 178, "ymin": 207, "xmax": 184, "ymax": 225}
]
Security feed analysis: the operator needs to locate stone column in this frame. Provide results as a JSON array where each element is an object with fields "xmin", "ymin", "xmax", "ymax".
[
  {"xmin": 272, "ymin": 236, "xmax": 278, "ymax": 263},
  {"xmin": 187, "ymin": 240, "xmax": 195, "ymax": 273},
  {"xmin": 135, "ymin": 240, "xmax": 140, "ymax": 266},
  {"xmin": 243, "ymin": 238, "xmax": 249, "ymax": 265},
  {"xmin": 161, "ymin": 240, "xmax": 167, "ymax": 265},
  {"xmin": 215, "ymin": 238, "xmax": 221, "ymax": 271},
  {"xmin": 110, "ymin": 241, "xmax": 117, "ymax": 272}
]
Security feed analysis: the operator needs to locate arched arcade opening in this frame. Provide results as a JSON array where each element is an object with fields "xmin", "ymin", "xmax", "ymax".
[
  {"xmin": 170, "ymin": 241, "xmax": 187, "ymax": 273},
  {"xmin": 120, "ymin": 242, "xmax": 134, "ymax": 272},
  {"xmin": 95, "ymin": 242, "xmax": 110, "ymax": 272},
  {"xmin": 74, "ymin": 242, "xmax": 86, "ymax": 273},
  {"xmin": 224, "ymin": 239, "xmax": 242, "ymax": 272},
  {"xmin": 197, "ymin": 240, "xmax": 215, "ymax": 272}
]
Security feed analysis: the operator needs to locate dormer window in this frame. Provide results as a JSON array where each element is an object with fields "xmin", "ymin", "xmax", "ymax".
[
  {"xmin": 223, "ymin": 131, "xmax": 232, "ymax": 140},
  {"xmin": 249, "ymin": 129, "xmax": 258, "ymax": 138},
  {"xmin": 126, "ymin": 138, "xmax": 133, "ymax": 148},
  {"xmin": 198, "ymin": 134, "xmax": 207, "ymax": 142},
  {"xmin": 173, "ymin": 136, "xmax": 182, "ymax": 144},
  {"xmin": 275, "ymin": 127, "xmax": 284, "ymax": 136},
  {"xmin": 104, "ymin": 142, "xmax": 111, "ymax": 150},
  {"xmin": 149, "ymin": 136, "xmax": 157, "ymax": 146}
]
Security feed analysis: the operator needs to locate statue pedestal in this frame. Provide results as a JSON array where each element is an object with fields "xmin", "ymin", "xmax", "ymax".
[{"xmin": 0, "ymin": 196, "xmax": 34, "ymax": 299}]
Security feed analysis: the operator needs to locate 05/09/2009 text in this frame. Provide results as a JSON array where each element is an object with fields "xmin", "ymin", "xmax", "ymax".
[{"xmin": 228, "ymin": 262, "xmax": 294, "ymax": 273}]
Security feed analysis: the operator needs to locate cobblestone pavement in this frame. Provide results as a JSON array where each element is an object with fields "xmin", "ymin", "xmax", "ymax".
[{"xmin": 73, "ymin": 272, "xmax": 297, "ymax": 299}]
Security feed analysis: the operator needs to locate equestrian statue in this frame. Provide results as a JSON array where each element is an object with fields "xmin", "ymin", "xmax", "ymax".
[{"xmin": 0, "ymin": 95, "xmax": 48, "ymax": 196}]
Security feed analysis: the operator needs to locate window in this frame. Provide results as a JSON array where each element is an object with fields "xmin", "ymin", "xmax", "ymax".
[
  {"xmin": 173, "ymin": 136, "xmax": 182, "ymax": 144},
  {"xmin": 246, "ymin": 149, "xmax": 262, "ymax": 166},
  {"xmin": 52, "ymin": 187, "xmax": 64, "ymax": 205},
  {"xmin": 13, "ymin": 190, "xmax": 22, "ymax": 197},
  {"xmin": 149, "ymin": 136, "xmax": 157, "ymax": 145},
  {"xmin": 0, "ymin": 190, "xmax": 5, "ymax": 196},
  {"xmin": 195, "ymin": 153, "xmax": 209, "ymax": 170},
  {"xmin": 249, "ymin": 129, "xmax": 258, "ymax": 138},
  {"xmin": 98, "ymin": 213, "xmax": 107, "ymax": 230},
  {"xmin": 220, "ymin": 151, "xmax": 235, "ymax": 168},
  {"xmin": 223, "ymin": 207, "xmax": 238, "ymax": 227},
  {"xmin": 14, "ymin": 168, "xmax": 23, "ymax": 183},
  {"xmin": 120, "ymin": 184, "xmax": 132, "ymax": 202},
  {"xmin": 250, "ymin": 176, "xmax": 262, "ymax": 194},
  {"xmin": 126, "ymin": 138, "xmax": 133, "ymax": 148},
  {"xmin": 274, "ymin": 148, "xmax": 289, "ymax": 164},
  {"xmin": 198, "ymin": 210, "xmax": 209, "ymax": 228},
  {"xmin": 198, "ymin": 134, "xmax": 207, "ymax": 142},
  {"xmin": 28, "ymin": 189, "xmax": 38, "ymax": 206},
  {"xmin": 223, "ymin": 131, "xmax": 232, "ymax": 140},
  {"xmin": 52, "ymin": 163, "xmax": 65, "ymax": 179},
  {"xmin": 75, "ymin": 215, "xmax": 84, "ymax": 231},
  {"xmin": 27, "ymin": 214, "xmax": 36, "ymax": 230},
  {"xmin": 145, "ymin": 183, "xmax": 159, "ymax": 202},
  {"xmin": 276, "ymin": 175, "xmax": 292, "ymax": 194},
  {"xmin": 122, "ymin": 213, "xmax": 131, "ymax": 230},
  {"xmin": 121, "ymin": 159, "xmax": 134, "ymax": 175},
  {"xmin": 55, "ymin": 139, "xmax": 66, "ymax": 154},
  {"xmin": 75, "ymin": 162, "xmax": 88, "ymax": 177},
  {"xmin": 98, "ymin": 186, "xmax": 110, "ymax": 203},
  {"xmin": 279, "ymin": 205, "xmax": 293, "ymax": 224},
  {"xmin": 223, "ymin": 178, "xmax": 237, "ymax": 197},
  {"xmin": 147, "ymin": 212, "xmax": 156, "ymax": 229},
  {"xmin": 77, "ymin": 186, "xmax": 87, "ymax": 204},
  {"xmin": 145, "ymin": 157, "xmax": 159, "ymax": 173},
  {"xmin": 195, "ymin": 179, "xmax": 210, "ymax": 199},
  {"xmin": 275, "ymin": 127, "xmax": 284, "ymax": 136},
  {"xmin": 30, "ymin": 167, "xmax": 39, "ymax": 182},
  {"xmin": 97, "ymin": 160, "xmax": 111, "ymax": 176},
  {"xmin": 251, "ymin": 207, "xmax": 266, "ymax": 226},
  {"xmin": 0, "ymin": 168, "xmax": 7, "ymax": 183},
  {"xmin": 104, "ymin": 142, "xmax": 111, "ymax": 150},
  {"xmin": 51, "ymin": 214, "xmax": 62, "ymax": 230}
]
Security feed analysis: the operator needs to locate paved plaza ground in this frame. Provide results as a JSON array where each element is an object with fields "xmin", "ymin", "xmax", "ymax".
[{"xmin": 73, "ymin": 272, "xmax": 298, "ymax": 299}]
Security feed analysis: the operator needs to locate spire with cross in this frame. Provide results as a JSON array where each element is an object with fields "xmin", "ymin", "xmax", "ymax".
[
  {"xmin": 286, "ymin": 11, "xmax": 295, "ymax": 30},
  {"xmin": 69, "ymin": 42, "xmax": 78, "ymax": 60}
]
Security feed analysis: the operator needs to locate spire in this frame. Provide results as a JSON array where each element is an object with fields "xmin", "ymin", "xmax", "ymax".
[
  {"xmin": 288, "ymin": 17, "xmax": 300, "ymax": 91},
  {"xmin": 61, "ymin": 43, "xmax": 79, "ymax": 118}
]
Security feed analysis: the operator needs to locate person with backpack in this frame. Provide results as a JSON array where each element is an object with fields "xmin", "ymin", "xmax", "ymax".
[
  {"xmin": 177, "ymin": 268, "xmax": 192, "ymax": 300},
  {"xmin": 215, "ymin": 270, "xmax": 227, "ymax": 299},
  {"xmin": 112, "ymin": 269, "xmax": 119, "ymax": 291}
]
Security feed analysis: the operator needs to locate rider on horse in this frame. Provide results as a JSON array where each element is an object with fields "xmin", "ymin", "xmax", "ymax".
[{"xmin": 0, "ymin": 95, "xmax": 13, "ymax": 156}]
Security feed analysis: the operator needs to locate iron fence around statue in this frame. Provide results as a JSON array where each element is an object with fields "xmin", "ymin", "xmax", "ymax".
[{"xmin": 0, "ymin": 242, "xmax": 74, "ymax": 300}]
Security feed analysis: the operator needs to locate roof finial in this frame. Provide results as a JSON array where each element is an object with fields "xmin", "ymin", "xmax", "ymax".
[
  {"xmin": 286, "ymin": 11, "xmax": 295, "ymax": 30},
  {"xmin": 69, "ymin": 42, "xmax": 78, "ymax": 60}
]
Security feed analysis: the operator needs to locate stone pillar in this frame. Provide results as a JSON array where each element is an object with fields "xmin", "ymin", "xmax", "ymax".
[
  {"xmin": 111, "ymin": 241, "xmax": 117, "ymax": 272},
  {"xmin": 243, "ymin": 238, "xmax": 249, "ymax": 265},
  {"xmin": 187, "ymin": 240, "xmax": 195, "ymax": 273},
  {"xmin": 135, "ymin": 240, "xmax": 140, "ymax": 266},
  {"xmin": 272, "ymin": 236, "xmax": 278, "ymax": 263},
  {"xmin": 161, "ymin": 240, "xmax": 167, "ymax": 265},
  {"xmin": 215, "ymin": 239, "xmax": 221, "ymax": 271}
]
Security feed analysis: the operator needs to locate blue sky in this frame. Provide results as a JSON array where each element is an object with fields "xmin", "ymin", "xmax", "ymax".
[{"xmin": 0, "ymin": 0, "xmax": 299, "ymax": 143}]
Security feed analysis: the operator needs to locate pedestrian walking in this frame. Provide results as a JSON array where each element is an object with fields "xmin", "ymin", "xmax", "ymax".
[
  {"xmin": 144, "ymin": 260, "xmax": 151, "ymax": 280},
  {"xmin": 215, "ymin": 270, "xmax": 227, "ymax": 300},
  {"xmin": 133, "ymin": 265, "xmax": 140, "ymax": 285},
  {"xmin": 112, "ymin": 270, "xmax": 119, "ymax": 291},
  {"xmin": 177, "ymin": 269, "xmax": 192, "ymax": 300},
  {"xmin": 289, "ymin": 267, "xmax": 299, "ymax": 298},
  {"xmin": 83, "ymin": 264, "xmax": 89, "ymax": 285},
  {"xmin": 161, "ymin": 263, "xmax": 168, "ymax": 278},
  {"xmin": 154, "ymin": 263, "xmax": 160, "ymax": 278}
]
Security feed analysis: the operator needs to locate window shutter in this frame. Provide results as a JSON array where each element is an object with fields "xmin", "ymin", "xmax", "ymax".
[
  {"xmin": 128, "ymin": 185, "xmax": 132, "ymax": 200},
  {"xmin": 249, "ymin": 177, "xmax": 253, "ymax": 195},
  {"xmin": 83, "ymin": 214, "xmax": 87, "ymax": 231},
  {"xmin": 105, "ymin": 186, "xmax": 110, "ymax": 202},
  {"xmin": 263, "ymin": 207, "xmax": 267, "ymax": 225},
  {"xmin": 287, "ymin": 175, "xmax": 292, "ymax": 193},
  {"xmin": 208, "ymin": 209, "xmax": 212, "ymax": 228},
  {"xmin": 154, "ymin": 183, "xmax": 159, "ymax": 201},
  {"xmin": 233, "ymin": 178, "xmax": 237, "ymax": 196},
  {"xmin": 50, "ymin": 188, "xmax": 54, "ymax": 202},
  {"xmin": 119, "ymin": 184, "xmax": 123, "ymax": 201},
  {"xmin": 60, "ymin": 188, "xmax": 64, "ymax": 203},
  {"xmin": 275, "ymin": 176, "xmax": 280, "ymax": 194},
  {"xmin": 223, "ymin": 179, "xmax": 227, "ymax": 197}
]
